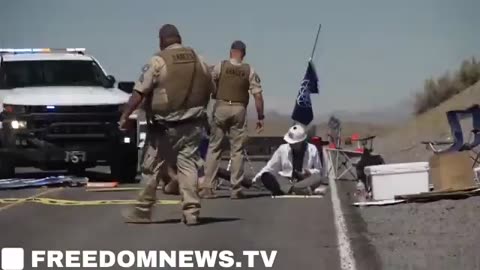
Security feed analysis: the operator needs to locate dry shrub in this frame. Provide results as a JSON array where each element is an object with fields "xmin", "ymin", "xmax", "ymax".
[{"xmin": 414, "ymin": 57, "xmax": 480, "ymax": 115}]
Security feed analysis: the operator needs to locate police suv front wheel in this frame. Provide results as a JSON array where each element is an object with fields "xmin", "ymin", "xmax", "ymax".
[
  {"xmin": 0, "ymin": 155, "xmax": 15, "ymax": 179},
  {"xmin": 110, "ymin": 148, "xmax": 139, "ymax": 183}
]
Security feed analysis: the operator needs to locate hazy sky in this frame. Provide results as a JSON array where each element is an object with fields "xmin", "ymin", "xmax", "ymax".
[{"xmin": 1, "ymin": 0, "xmax": 479, "ymax": 116}]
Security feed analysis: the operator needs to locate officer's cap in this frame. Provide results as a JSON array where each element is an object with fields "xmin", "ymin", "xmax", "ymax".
[
  {"xmin": 159, "ymin": 24, "xmax": 180, "ymax": 39},
  {"xmin": 231, "ymin": 40, "xmax": 246, "ymax": 53}
]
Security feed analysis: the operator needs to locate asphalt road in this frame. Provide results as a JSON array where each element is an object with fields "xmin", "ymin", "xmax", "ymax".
[{"xmin": 0, "ymin": 166, "xmax": 378, "ymax": 270}]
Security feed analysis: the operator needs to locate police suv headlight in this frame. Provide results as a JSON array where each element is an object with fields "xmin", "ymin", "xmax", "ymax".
[{"xmin": 11, "ymin": 120, "xmax": 27, "ymax": 129}]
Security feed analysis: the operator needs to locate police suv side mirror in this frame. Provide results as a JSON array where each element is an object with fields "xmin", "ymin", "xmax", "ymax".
[
  {"xmin": 105, "ymin": 75, "xmax": 116, "ymax": 88},
  {"xmin": 118, "ymin": 81, "xmax": 135, "ymax": 94}
]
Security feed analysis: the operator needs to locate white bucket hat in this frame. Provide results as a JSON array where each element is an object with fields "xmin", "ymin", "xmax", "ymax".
[{"xmin": 284, "ymin": 124, "xmax": 307, "ymax": 144}]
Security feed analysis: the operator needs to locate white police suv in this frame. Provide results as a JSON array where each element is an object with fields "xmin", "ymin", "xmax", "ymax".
[{"xmin": 0, "ymin": 48, "xmax": 138, "ymax": 182}]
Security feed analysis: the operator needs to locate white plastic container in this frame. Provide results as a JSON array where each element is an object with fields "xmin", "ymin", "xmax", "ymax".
[{"xmin": 364, "ymin": 162, "xmax": 430, "ymax": 201}]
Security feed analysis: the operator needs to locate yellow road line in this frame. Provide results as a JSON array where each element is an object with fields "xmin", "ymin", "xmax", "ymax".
[
  {"xmin": 271, "ymin": 195, "xmax": 324, "ymax": 198},
  {"xmin": 86, "ymin": 187, "xmax": 162, "ymax": 192},
  {"xmin": 0, "ymin": 187, "xmax": 63, "ymax": 213},
  {"xmin": 86, "ymin": 187, "xmax": 142, "ymax": 192},
  {"xmin": 0, "ymin": 197, "xmax": 180, "ymax": 206}
]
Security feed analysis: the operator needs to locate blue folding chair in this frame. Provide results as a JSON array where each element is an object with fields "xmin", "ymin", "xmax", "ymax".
[
  {"xmin": 461, "ymin": 105, "xmax": 480, "ymax": 167},
  {"xmin": 422, "ymin": 109, "xmax": 465, "ymax": 153},
  {"xmin": 461, "ymin": 105, "xmax": 480, "ymax": 150},
  {"xmin": 422, "ymin": 105, "xmax": 480, "ymax": 168}
]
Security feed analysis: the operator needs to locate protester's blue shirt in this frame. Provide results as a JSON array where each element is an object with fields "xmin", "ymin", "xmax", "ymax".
[{"xmin": 199, "ymin": 132, "xmax": 209, "ymax": 160}]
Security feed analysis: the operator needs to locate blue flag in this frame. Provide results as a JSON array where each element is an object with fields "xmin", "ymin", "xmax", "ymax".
[{"xmin": 291, "ymin": 60, "xmax": 319, "ymax": 126}]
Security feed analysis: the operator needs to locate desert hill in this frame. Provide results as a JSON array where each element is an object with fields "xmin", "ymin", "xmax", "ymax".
[{"xmin": 375, "ymin": 80, "xmax": 480, "ymax": 163}]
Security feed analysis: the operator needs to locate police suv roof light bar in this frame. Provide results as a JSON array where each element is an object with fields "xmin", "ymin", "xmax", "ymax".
[{"xmin": 0, "ymin": 48, "xmax": 86, "ymax": 54}]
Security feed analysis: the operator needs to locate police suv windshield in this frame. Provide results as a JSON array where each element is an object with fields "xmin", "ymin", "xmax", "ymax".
[{"xmin": 0, "ymin": 60, "xmax": 108, "ymax": 88}]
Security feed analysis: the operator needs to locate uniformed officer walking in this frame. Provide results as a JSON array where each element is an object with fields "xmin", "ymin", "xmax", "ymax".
[
  {"xmin": 119, "ymin": 24, "xmax": 214, "ymax": 225},
  {"xmin": 199, "ymin": 40, "xmax": 265, "ymax": 199}
]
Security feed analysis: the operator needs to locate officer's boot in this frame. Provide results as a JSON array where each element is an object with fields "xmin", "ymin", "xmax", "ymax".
[
  {"xmin": 122, "ymin": 207, "xmax": 152, "ymax": 223},
  {"xmin": 198, "ymin": 187, "xmax": 217, "ymax": 199},
  {"xmin": 181, "ymin": 207, "xmax": 200, "ymax": 226},
  {"xmin": 230, "ymin": 188, "xmax": 246, "ymax": 199},
  {"xmin": 181, "ymin": 214, "xmax": 200, "ymax": 226},
  {"xmin": 123, "ymin": 183, "xmax": 157, "ymax": 223}
]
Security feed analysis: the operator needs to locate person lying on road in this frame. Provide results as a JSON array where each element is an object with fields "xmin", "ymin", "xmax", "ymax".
[{"xmin": 152, "ymin": 130, "xmax": 252, "ymax": 195}]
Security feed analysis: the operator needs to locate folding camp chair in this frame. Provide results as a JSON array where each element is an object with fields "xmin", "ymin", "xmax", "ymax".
[
  {"xmin": 461, "ymin": 105, "xmax": 480, "ymax": 167},
  {"xmin": 422, "ymin": 109, "xmax": 465, "ymax": 153},
  {"xmin": 462, "ymin": 105, "xmax": 480, "ymax": 149},
  {"xmin": 326, "ymin": 133, "xmax": 367, "ymax": 181},
  {"xmin": 422, "ymin": 104, "xmax": 480, "ymax": 167},
  {"xmin": 310, "ymin": 136, "xmax": 329, "ymax": 167},
  {"xmin": 357, "ymin": 135, "xmax": 376, "ymax": 152}
]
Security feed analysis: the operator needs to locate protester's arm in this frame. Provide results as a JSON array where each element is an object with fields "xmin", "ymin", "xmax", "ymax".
[{"xmin": 253, "ymin": 146, "xmax": 283, "ymax": 182}]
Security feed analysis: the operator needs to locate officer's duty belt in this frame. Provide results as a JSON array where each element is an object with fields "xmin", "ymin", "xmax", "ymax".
[
  {"xmin": 152, "ymin": 117, "xmax": 203, "ymax": 128},
  {"xmin": 217, "ymin": 99, "xmax": 246, "ymax": 106}
]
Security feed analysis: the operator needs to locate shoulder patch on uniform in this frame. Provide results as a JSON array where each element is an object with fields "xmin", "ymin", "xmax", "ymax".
[
  {"xmin": 254, "ymin": 73, "xmax": 261, "ymax": 83},
  {"xmin": 138, "ymin": 64, "xmax": 150, "ymax": 83}
]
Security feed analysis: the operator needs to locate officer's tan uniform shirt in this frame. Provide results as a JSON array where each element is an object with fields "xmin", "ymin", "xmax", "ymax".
[
  {"xmin": 134, "ymin": 43, "xmax": 215, "ymax": 122},
  {"xmin": 211, "ymin": 59, "xmax": 263, "ymax": 96}
]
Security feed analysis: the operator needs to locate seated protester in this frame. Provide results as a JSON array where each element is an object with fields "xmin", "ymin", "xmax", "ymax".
[{"xmin": 253, "ymin": 124, "xmax": 327, "ymax": 195}]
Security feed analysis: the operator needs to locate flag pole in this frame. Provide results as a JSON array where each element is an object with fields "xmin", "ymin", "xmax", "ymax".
[
  {"xmin": 309, "ymin": 23, "xmax": 322, "ymax": 61},
  {"xmin": 292, "ymin": 24, "xmax": 322, "ymax": 127}
]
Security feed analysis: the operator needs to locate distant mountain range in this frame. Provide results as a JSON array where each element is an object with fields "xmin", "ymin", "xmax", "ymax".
[
  {"xmin": 243, "ymin": 100, "xmax": 412, "ymax": 137},
  {"xmin": 325, "ymin": 100, "xmax": 413, "ymax": 124},
  {"xmin": 247, "ymin": 99, "xmax": 412, "ymax": 125}
]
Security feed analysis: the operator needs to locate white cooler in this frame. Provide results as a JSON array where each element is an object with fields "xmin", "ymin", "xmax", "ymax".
[{"xmin": 364, "ymin": 162, "xmax": 430, "ymax": 201}]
